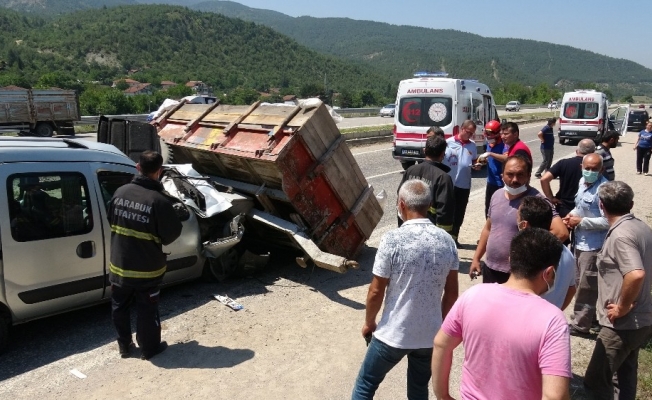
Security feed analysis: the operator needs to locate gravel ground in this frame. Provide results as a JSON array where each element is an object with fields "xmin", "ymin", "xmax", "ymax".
[{"xmin": 0, "ymin": 130, "xmax": 649, "ymax": 399}]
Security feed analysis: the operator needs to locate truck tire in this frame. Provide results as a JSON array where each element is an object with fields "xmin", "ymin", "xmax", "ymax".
[
  {"xmin": 34, "ymin": 123, "xmax": 54, "ymax": 137},
  {"xmin": 401, "ymin": 161, "xmax": 415, "ymax": 170},
  {"xmin": 0, "ymin": 317, "xmax": 8, "ymax": 354}
]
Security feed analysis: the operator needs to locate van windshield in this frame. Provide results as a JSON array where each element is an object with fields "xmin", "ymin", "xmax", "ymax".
[
  {"xmin": 563, "ymin": 102, "xmax": 599, "ymax": 120},
  {"xmin": 398, "ymin": 97, "xmax": 453, "ymax": 127}
]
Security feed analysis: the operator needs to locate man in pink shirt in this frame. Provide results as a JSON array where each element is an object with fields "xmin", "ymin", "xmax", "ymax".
[{"xmin": 431, "ymin": 228, "xmax": 571, "ymax": 400}]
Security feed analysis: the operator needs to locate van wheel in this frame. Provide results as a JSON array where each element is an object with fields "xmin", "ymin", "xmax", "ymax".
[
  {"xmin": 401, "ymin": 161, "xmax": 415, "ymax": 170},
  {"xmin": 34, "ymin": 123, "xmax": 54, "ymax": 137}
]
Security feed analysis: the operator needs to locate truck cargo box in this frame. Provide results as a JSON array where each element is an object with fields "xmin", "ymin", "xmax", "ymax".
[{"xmin": 155, "ymin": 101, "xmax": 383, "ymax": 260}]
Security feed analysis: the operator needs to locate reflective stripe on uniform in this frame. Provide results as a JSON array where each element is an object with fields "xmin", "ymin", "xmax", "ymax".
[
  {"xmin": 436, "ymin": 224, "xmax": 453, "ymax": 233},
  {"xmin": 109, "ymin": 263, "xmax": 166, "ymax": 279},
  {"xmin": 111, "ymin": 225, "xmax": 161, "ymax": 244}
]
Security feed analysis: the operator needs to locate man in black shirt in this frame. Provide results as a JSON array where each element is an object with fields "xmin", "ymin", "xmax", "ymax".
[
  {"xmin": 540, "ymin": 139, "xmax": 596, "ymax": 218},
  {"xmin": 397, "ymin": 135, "xmax": 455, "ymax": 234}
]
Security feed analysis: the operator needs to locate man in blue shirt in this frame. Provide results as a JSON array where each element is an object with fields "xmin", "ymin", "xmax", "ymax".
[
  {"xmin": 562, "ymin": 153, "xmax": 609, "ymax": 335},
  {"xmin": 535, "ymin": 118, "xmax": 556, "ymax": 178},
  {"xmin": 482, "ymin": 120, "xmax": 504, "ymax": 218}
]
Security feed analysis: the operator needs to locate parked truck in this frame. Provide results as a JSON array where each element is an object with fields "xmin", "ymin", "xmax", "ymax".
[{"xmin": 0, "ymin": 86, "xmax": 80, "ymax": 137}]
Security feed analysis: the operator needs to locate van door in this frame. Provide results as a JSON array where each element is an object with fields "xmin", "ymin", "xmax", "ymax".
[
  {"xmin": 609, "ymin": 105, "xmax": 630, "ymax": 136},
  {"xmin": 0, "ymin": 163, "xmax": 106, "ymax": 322}
]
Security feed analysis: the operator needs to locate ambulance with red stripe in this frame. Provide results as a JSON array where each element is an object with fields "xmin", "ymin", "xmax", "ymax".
[
  {"xmin": 557, "ymin": 90, "xmax": 628, "ymax": 145},
  {"xmin": 392, "ymin": 72, "xmax": 500, "ymax": 170}
]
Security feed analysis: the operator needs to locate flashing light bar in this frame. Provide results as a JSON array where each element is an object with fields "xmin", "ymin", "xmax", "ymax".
[{"xmin": 414, "ymin": 71, "xmax": 449, "ymax": 78}]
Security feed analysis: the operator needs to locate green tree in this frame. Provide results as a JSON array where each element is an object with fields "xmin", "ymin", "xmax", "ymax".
[{"xmin": 114, "ymin": 80, "xmax": 130, "ymax": 91}]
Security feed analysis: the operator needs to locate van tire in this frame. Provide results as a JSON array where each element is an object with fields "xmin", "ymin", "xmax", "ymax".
[
  {"xmin": 401, "ymin": 161, "xmax": 415, "ymax": 170},
  {"xmin": 34, "ymin": 122, "xmax": 54, "ymax": 137}
]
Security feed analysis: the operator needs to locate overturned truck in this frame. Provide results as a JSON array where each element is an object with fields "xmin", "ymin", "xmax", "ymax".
[{"xmin": 99, "ymin": 100, "xmax": 384, "ymax": 278}]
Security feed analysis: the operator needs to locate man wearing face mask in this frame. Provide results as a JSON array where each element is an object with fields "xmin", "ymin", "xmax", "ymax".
[
  {"xmin": 583, "ymin": 181, "xmax": 652, "ymax": 400},
  {"xmin": 562, "ymin": 153, "xmax": 609, "ymax": 336},
  {"xmin": 517, "ymin": 196, "xmax": 577, "ymax": 310},
  {"xmin": 432, "ymin": 228, "xmax": 571, "ymax": 400},
  {"xmin": 470, "ymin": 155, "xmax": 569, "ymax": 283},
  {"xmin": 109, "ymin": 151, "xmax": 183, "ymax": 360}
]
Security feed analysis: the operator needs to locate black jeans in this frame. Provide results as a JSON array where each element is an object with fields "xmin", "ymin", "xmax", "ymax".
[
  {"xmin": 482, "ymin": 263, "xmax": 510, "ymax": 284},
  {"xmin": 451, "ymin": 186, "xmax": 470, "ymax": 241},
  {"xmin": 636, "ymin": 146, "xmax": 651, "ymax": 173},
  {"xmin": 111, "ymin": 283, "xmax": 162, "ymax": 354},
  {"xmin": 484, "ymin": 183, "xmax": 502, "ymax": 219}
]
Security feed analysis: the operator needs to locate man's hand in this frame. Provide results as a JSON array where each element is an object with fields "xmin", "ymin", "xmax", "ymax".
[
  {"xmin": 550, "ymin": 197, "xmax": 561, "ymax": 206},
  {"xmin": 477, "ymin": 152, "xmax": 491, "ymax": 163},
  {"xmin": 362, "ymin": 322, "xmax": 377, "ymax": 338},
  {"xmin": 469, "ymin": 260, "xmax": 482, "ymax": 280},
  {"xmin": 562, "ymin": 215, "xmax": 581, "ymax": 229},
  {"xmin": 606, "ymin": 302, "xmax": 635, "ymax": 323}
]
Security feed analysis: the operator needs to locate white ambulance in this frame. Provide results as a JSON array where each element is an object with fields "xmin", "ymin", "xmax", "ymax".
[
  {"xmin": 558, "ymin": 89, "xmax": 629, "ymax": 145},
  {"xmin": 392, "ymin": 72, "xmax": 500, "ymax": 170}
]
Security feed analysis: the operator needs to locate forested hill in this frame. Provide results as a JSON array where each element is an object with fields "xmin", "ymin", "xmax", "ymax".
[
  {"xmin": 0, "ymin": 5, "xmax": 392, "ymax": 93},
  {"xmin": 0, "ymin": 0, "xmax": 136, "ymax": 14},
  {"xmin": 192, "ymin": 1, "xmax": 652, "ymax": 95}
]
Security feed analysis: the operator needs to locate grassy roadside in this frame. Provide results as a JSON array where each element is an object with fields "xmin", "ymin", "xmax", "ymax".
[
  {"xmin": 340, "ymin": 124, "xmax": 393, "ymax": 135},
  {"xmin": 502, "ymin": 110, "xmax": 560, "ymax": 121}
]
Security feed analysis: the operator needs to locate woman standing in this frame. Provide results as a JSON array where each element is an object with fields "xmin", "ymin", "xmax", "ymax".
[{"xmin": 634, "ymin": 122, "xmax": 652, "ymax": 175}]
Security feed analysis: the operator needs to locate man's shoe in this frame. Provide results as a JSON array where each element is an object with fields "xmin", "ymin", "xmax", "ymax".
[
  {"xmin": 569, "ymin": 324, "xmax": 592, "ymax": 337},
  {"xmin": 141, "ymin": 341, "xmax": 168, "ymax": 360},
  {"xmin": 119, "ymin": 342, "xmax": 135, "ymax": 358}
]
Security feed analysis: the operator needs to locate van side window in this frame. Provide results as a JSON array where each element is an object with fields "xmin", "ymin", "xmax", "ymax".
[
  {"xmin": 97, "ymin": 171, "xmax": 134, "ymax": 210},
  {"xmin": 7, "ymin": 173, "xmax": 93, "ymax": 242}
]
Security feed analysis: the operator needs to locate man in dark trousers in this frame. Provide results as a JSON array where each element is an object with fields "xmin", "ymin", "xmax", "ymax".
[
  {"xmin": 540, "ymin": 139, "xmax": 595, "ymax": 218},
  {"xmin": 535, "ymin": 118, "xmax": 557, "ymax": 178},
  {"xmin": 397, "ymin": 135, "xmax": 455, "ymax": 235},
  {"xmin": 109, "ymin": 151, "xmax": 183, "ymax": 360}
]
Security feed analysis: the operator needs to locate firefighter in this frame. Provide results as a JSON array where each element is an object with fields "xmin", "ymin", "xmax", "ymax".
[{"xmin": 108, "ymin": 151, "xmax": 183, "ymax": 360}]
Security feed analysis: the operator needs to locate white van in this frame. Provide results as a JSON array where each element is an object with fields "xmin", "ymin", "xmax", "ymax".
[
  {"xmin": 558, "ymin": 90, "xmax": 628, "ymax": 144},
  {"xmin": 392, "ymin": 73, "xmax": 499, "ymax": 170}
]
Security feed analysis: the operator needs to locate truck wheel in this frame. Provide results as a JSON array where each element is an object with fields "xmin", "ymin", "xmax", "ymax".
[
  {"xmin": 203, "ymin": 247, "xmax": 241, "ymax": 282},
  {"xmin": 34, "ymin": 123, "xmax": 54, "ymax": 137},
  {"xmin": 401, "ymin": 161, "xmax": 415, "ymax": 170}
]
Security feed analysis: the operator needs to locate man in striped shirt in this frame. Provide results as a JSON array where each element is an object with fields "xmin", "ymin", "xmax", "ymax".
[{"xmin": 595, "ymin": 131, "xmax": 619, "ymax": 181}]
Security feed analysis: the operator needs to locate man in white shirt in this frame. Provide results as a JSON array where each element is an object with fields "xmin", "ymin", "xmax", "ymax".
[{"xmin": 351, "ymin": 179, "xmax": 459, "ymax": 400}]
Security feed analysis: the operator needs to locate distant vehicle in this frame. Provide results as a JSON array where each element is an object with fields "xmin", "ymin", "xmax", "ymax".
[
  {"xmin": 182, "ymin": 95, "xmax": 218, "ymax": 104},
  {"xmin": 392, "ymin": 73, "xmax": 499, "ymax": 170},
  {"xmin": 558, "ymin": 90, "xmax": 628, "ymax": 145},
  {"xmin": 0, "ymin": 87, "xmax": 80, "ymax": 137},
  {"xmin": 548, "ymin": 101, "xmax": 558, "ymax": 110},
  {"xmin": 505, "ymin": 101, "xmax": 520, "ymax": 111},
  {"xmin": 379, "ymin": 103, "xmax": 396, "ymax": 117},
  {"xmin": 628, "ymin": 109, "xmax": 650, "ymax": 131},
  {"xmin": 639, "ymin": 104, "xmax": 646, "ymax": 109}
]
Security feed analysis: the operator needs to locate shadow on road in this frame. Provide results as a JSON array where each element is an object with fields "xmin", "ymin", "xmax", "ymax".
[{"xmin": 148, "ymin": 340, "xmax": 254, "ymax": 369}]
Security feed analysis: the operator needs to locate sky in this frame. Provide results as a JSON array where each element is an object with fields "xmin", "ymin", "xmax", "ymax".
[{"xmin": 221, "ymin": 0, "xmax": 652, "ymax": 70}]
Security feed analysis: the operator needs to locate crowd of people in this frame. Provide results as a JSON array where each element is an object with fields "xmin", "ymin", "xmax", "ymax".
[{"xmin": 354, "ymin": 120, "xmax": 652, "ymax": 400}]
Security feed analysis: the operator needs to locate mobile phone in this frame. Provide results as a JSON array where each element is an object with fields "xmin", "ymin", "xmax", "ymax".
[{"xmin": 364, "ymin": 333, "xmax": 372, "ymax": 346}]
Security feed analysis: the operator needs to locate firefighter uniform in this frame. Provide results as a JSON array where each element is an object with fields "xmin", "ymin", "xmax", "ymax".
[{"xmin": 108, "ymin": 175, "xmax": 182, "ymax": 356}]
